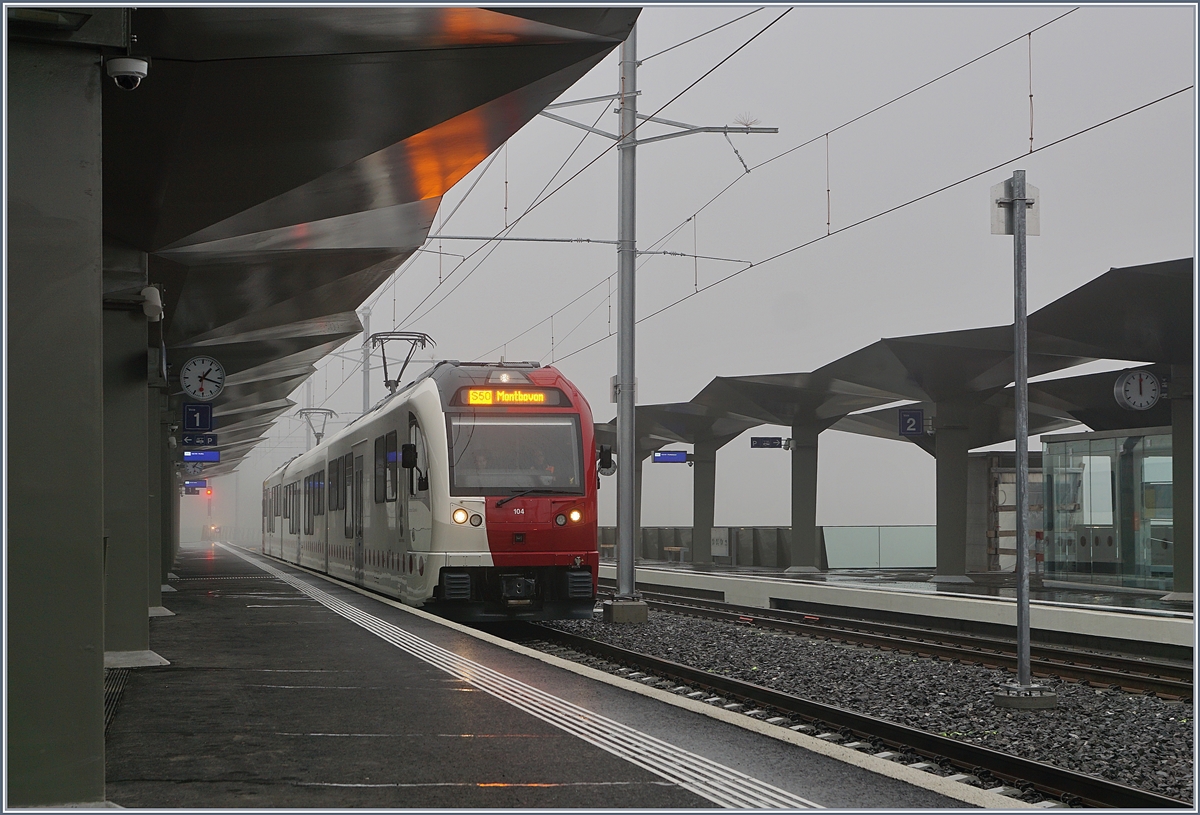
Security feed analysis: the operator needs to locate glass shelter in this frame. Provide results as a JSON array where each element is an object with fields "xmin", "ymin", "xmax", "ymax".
[{"xmin": 1042, "ymin": 427, "xmax": 1173, "ymax": 591}]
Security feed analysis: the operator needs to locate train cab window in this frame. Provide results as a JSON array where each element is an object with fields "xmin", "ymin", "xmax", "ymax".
[
  {"xmin": 408, "ymin": 417, "xmax": 429, "ymax": 498},
  {"xmin": 374, "ymin": 435, "xmax": 387, "ymax": 504},
  {"xmin": 448, "ymin": 414, "xmax": 583, "ymax": 496},
  {"xmin": 373, "ymin": 431, "xmax": 400, "ymax": 504},
  {"xmin": 385, "ymin": 431, "xmax": 398, "ymax": 501}
]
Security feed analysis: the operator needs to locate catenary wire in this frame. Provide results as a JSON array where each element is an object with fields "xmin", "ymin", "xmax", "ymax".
[
  {"xmin": 638, "ymin": 8, "xmax": 764, "ymax": 63},
  {"xmin": 468, "ymin": 6, "xmax": 1082, "ymax": 365},
  {"xmin": 389, "ymin": 9, "xmax": 794, "ymax": 332},
  {"xmin": 550, "ymin": 84, "xmax": 1193, "ymax": 364}
]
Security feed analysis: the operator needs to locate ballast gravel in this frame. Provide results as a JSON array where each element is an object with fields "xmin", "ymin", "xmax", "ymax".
[{"xmin": 542, "ymin": 611, "xmax": 1194, "ymax": 804}]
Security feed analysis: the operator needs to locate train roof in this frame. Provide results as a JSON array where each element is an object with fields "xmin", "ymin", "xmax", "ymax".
[{"xmin": 265, "ymin": 360, "xmax": 553, "ymax": 481}]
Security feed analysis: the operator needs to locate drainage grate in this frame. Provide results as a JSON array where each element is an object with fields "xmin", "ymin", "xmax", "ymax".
[{"xmin": 104, "ymin": 668, "xmax": 130, "ymax": 735}]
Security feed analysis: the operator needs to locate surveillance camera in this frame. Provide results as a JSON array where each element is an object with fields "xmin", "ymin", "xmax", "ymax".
[{"xmin": 106, "ymin": 57, "xmax": 148, "ymax": 91}]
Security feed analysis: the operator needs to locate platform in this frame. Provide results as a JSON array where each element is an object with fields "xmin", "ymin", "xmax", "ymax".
[
  {"xmin": 598, "ymin": 561, "xmax": 1194, "ymax": 660},
  {"xmin": 104, "ymin": 541, "xmax": 1026, "ymax": 809}
]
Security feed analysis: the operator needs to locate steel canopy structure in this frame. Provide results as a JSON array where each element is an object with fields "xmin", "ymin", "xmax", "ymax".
[
  {"xmin": 8, "ymin": 7, "xmax": 639, "ymax": 806},
  {"xmin": 606, "ymin": 258, "xmax": 1191, "ymax": 584},
  {"xmin": 103, "ymin": 7, "xmax": 639, "ymax": 474}
]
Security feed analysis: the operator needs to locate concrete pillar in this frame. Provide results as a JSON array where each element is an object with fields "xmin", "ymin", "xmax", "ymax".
[
  {"xmin": 1167, "ymin": 365, "xmax": 1193, "ymax": 599},
  {"xmin": 690, "ymin": 440, "xmax": 721, "ymax": 564},
  {"xmin": 103, "ymin": 302, "xmax": 166, "ymax": 666},
  {"xmin": 148, "ymin": 392, "xmax": 165, "ymax": 612},
  {"xmin": 6, "ymin": 41, "xmax": 106, "ymax": 805},
  {"xmin": 161, "ymin": 417, "xmax": 177, "ymax": 579},
  {"xmin": 932, "ymin": 402, "xmax": 973, "ymax": 582},
  {"xmin": 783, "ymin": 424, "xmax": 821, "ymax": 572}
]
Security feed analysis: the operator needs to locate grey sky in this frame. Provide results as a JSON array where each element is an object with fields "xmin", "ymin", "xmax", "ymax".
[{"xmin": 193, "ymin": 4, "xmax": 1196, "ymax": 537}]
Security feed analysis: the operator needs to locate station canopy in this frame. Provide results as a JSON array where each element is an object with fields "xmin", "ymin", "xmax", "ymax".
[{"xmin": 102, "ymin": 7, "xmax": 640, "ymax": 474}]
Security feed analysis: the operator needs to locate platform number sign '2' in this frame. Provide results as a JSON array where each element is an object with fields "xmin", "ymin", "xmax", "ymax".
[{"xmin": 899, "ymin": 408, "xmax": 925, "ymax": 437}]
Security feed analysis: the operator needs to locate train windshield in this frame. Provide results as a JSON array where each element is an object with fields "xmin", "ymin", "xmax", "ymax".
[{"xmin": 448, "ymin": 414, "xmax": 583, "ymax": 496}]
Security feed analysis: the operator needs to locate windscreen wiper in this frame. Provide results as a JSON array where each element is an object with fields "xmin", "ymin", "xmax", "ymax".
[{"xmin": 495, "ymin": 489, "xmax": 578, "ymax": 508}]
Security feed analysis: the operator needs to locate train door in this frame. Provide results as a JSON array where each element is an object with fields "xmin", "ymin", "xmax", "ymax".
[
  {"xmin": 407, "ymin": 414, "xmax": 432, "ymax": 553},
  {"xmin": 324, "ymin": 459, "xmax": 333, "ymax": 573},
  {"xmin": 293, "ymin": 481, "xmax": 302, "ymax": 563},
  {"xmin": 352, "ymin": 445, "xmax": 366, "ymax": 583}
]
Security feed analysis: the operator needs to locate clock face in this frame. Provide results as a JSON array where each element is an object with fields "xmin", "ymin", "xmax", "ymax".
[
  {"xmin": 184, "ymin": 462, "xmax": 204, "ymax": 475},
  {"xmin": 180, "ymin": 356, "xmax": 225, "ymax": 401},
  {"xmin": 1113, "ymin": 370, "xmax": 1160, "ymax": 411}
]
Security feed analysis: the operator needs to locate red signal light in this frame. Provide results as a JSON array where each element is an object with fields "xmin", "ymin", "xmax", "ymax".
[{"xmin": 206, "ymin": 489, "xmax": 213, "ymax": 497}]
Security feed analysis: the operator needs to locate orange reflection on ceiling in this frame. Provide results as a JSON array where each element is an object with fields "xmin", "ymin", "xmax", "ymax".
[
  {"xmin": 439, "ymin": 8, "xmax": 521, "ymax": 46},
  {"xmin": 405, "ymin": 106, "xmax": 492, "ymax": 201}
]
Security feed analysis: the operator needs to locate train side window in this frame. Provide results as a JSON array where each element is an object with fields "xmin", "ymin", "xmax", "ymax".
[
  {"xmin": 374, "ymin": 435, "xmax": 386, "ymax": 504},
  {"xmin": 408, "ymin": 415, "xmax": 429, "ymax": 497},
  {"xmin": 329, "ymin": 458, "xmax": 340, "ymax": 512},
  {"xmin": 316, "ymin": 469, "xmax": 324, "ymax": 516},
  {"xmin": 385, "ymin": 430, "xmax": 398, "ymax": 502}
]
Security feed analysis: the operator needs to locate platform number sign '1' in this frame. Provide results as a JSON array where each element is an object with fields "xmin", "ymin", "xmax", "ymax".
[{"xmin": 899, "ymin": 408, "xmax": 925, "ymax": 437}]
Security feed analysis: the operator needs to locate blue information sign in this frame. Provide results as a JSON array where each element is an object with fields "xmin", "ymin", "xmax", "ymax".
[
  {"xmin": 183, "ymin": 403, "xmax": 214, "ymax": 433},
  {"xmin": 182, "ymin": 434, "xmax": 218, "ymax": 447},
  {"xmin": 652, "ymin": 450, "xmax": 688, "ymax": 463},
  {"xmin": 899, "ymin": 408, "xmax": 925, "ymax": 437},
  {"xmin": 750, "ymin": 437, "xmax": 783, "ymax": 448},
  {"xmin": 183, "ymin": 480, "xmax": 208, "ymax": 488},
  {"xmin": 183, "ymin": 449, "xmax": 220, "ymax": 462}
]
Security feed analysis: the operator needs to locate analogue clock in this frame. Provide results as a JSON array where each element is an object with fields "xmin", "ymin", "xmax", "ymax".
[
  {"xmin": 1113, "ymin": 370, "xmax": 1160, "ymax": 411},
  {"xmin": 184, "ymin": 462, "xmax": 204, "ymax": 475},
  {"xmin": 180, "ymin": 355, "xmax": 226, "ymax": 401}
]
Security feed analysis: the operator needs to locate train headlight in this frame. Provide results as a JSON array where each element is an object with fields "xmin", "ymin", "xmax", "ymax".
[
  {"xmin": 568, "ymin": 509, "xmax": 582, "ymax": 523},
  {"xmin": 452, "ymin": 508, "xmax": 469, "ymax": 524},
  {"xmin": 469, "ymin": 513, "xmax": 483, "ymax": 527},
  {"xmin": 554, "ymin": 513, "xmax": 567, "ymax": 526}
]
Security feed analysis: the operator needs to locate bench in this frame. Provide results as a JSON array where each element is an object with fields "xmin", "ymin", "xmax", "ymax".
[{"xmin": 662, "ymin": 546, "xmax": 686, "ymax": 562}]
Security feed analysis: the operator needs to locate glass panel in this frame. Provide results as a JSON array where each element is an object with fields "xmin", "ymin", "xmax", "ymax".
[
  {"xmin": 448, "ymin": 415, "xmax": 583, "ymax": 495},
  {"xmin": 878, "ymin": 526, "xmax": 936, "ymax": 568},
  {"xmin": 822, "ymin": 527, "xmax": 880, "ymax": 569},
  {"xmin": 1043, "ymin": 432, "xmax": 1173, "ymax": 590}
]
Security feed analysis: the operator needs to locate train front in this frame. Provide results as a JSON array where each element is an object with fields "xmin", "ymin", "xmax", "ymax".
[{"xmin": 431, "ymin": 363, "xmax": 598, "ymax": 621}]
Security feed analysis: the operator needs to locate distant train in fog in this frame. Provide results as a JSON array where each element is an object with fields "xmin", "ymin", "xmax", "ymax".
[{"xmin": 262, "ymin": 361, "xmax": 599, "ymax": 621}]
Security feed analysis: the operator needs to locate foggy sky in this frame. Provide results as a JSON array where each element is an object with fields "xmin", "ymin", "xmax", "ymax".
[{"xmin": 190, "ymin": 5, "xmax": 1196, "ymax": 539}]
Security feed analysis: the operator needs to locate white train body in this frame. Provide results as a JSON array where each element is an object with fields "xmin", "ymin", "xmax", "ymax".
[{"xmin": 262, "ymin": 361, "xmax": 598, "ymax": 621}]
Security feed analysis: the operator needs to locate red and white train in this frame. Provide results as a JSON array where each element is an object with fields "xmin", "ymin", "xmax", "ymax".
[{"xmin": 263, "ymin": 361, "xmax": 599, "ymax": 621}]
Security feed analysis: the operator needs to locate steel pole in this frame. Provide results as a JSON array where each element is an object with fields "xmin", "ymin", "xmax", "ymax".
[
  {"xmin": 1012, "ymin": 169, "xmax": 1031, "ymax": 688},
  {"xmin": 361, "ymin": 307, "xmax": 371, "ymax": 415},
  {"xmin": 615, "ymin": 25, "xmax": 638, "ymax": 600},
  {"xmin": 305, "ymin": 379, "xmax": 314, "ymax": 451}
]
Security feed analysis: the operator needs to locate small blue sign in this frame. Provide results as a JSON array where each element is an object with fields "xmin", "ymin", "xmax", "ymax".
[
  {"xmin": 183, "ymin": 449, "xmax": 221, "ymax": 462},
  {"xmin": 182, "ymin": 434, "xmax": 218, "ymax": 447},
  {"xmin": 653, "ymin": 450, "xmax": 688, "ymax": 463},
  {"xmin": 183, "ymin": 403, "xmax": 214, "ymax": 433},
  {"xmin": 183, "ymin": 480, "xmax": 208, "ymax": 488},
  {"xmin": 750, "ymin": 437, "xmax": 783, "ymax": 448},
  {"xmin": 899, "ymin": 408, "xmax": 925, "ymax": 437}
]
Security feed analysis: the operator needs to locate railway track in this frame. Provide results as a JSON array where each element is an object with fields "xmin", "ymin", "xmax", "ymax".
[
  {"xmin": 596, "ymin": 583, "xmax": 1193, "ymax": 700},
  {"xmin": 521, "ymin": 623, "xmax": 1190, "ymax": 809}
]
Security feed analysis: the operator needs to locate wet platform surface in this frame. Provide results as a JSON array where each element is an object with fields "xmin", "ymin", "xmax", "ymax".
[{"xmin": 105, "ymin": 542, "xmax": 976, "ymax": 809}]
